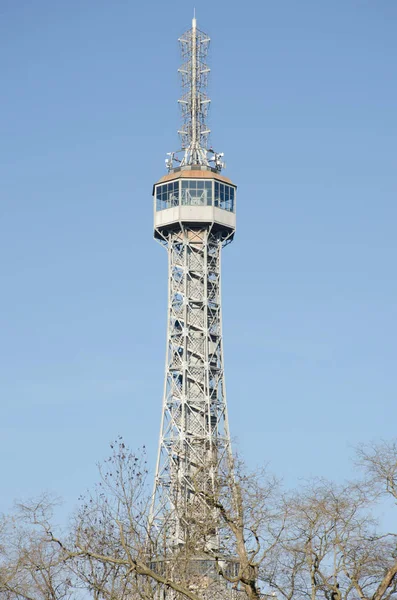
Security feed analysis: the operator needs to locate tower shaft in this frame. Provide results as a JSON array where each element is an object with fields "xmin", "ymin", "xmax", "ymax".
[{"xmin": 152, "ymin": 224, "xmax": 232, "ymax": 545}]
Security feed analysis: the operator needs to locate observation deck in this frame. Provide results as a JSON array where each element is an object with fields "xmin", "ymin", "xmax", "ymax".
[{"xmin": 153, "ymin": 165, "xmax": 236, "ymax": 241}]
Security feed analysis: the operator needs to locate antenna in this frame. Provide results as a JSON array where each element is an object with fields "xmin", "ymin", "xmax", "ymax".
[
  {"xmin": 177, "ymin": 19, "xmax": 212, "ymax": 166},
  {"xmin": 164, "ymin": 18, "xmax": 225, "ymax": 172}
]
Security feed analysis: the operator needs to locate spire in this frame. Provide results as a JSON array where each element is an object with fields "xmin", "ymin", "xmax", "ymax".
[
  {"xmin": 165, "ymin": 19, "xmax": 225, "ymax": 172},
  {"xmin": 177, "ymin": 17, "xmax": 211, "ymax": 167}
]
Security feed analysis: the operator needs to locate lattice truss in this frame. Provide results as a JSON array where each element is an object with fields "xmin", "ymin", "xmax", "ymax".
[
  {"xmin": 178, "ymin": 23, "xmax": 211, "ymax": 166},
  {"xmin": 151, "ymin": 227, "xmax": 232, "ymax": 546}
]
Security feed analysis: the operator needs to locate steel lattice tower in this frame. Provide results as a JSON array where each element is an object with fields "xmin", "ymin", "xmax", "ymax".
[{"xmin": 150, "ymin": 16, "xmax": 237, "ymax": 555}]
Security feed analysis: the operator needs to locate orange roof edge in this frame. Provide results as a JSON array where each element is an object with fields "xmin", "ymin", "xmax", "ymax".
[{"xmin": 155, "ymin": 170, "xmax": 235, "ymax": 186}]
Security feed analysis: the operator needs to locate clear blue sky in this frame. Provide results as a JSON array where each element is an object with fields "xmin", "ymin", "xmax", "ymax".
[{"xmin": 1, "ymin": 1, "xmax": 396, "ymax": 515}]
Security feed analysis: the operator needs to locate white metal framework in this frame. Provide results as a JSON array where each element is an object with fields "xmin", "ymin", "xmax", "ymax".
[
  {"xmin": 151, "ymin": 222, "xmax": 234, "ymax": 547},
  {"xmin": 165, "ymin": 17, "xmax": 225, "ymax": 173},
  {"xmin": 150, "ymin": 18, "xmax": 237, "ymax": 580}
]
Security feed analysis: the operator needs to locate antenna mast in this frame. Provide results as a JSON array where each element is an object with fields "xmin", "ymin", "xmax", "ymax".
[{"xmin": 165, "ymin": 16, "xmax": 225, "ymax": 172}]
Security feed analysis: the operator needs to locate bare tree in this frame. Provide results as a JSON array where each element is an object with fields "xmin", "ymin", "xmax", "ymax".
[
  {"xmin": 264, "ymin": 441, "xmax": 397, "ymax": 600},
  {"xmin": 0, "ymin": 495, "xmax": 74, "ymax": 600},
  {"xmin": 197, "ymin": 457, "xmax": 286, "ymax": 600},
  {"xmin": 356, "ymin": 440, "xmax": 397, "ymax": 503},
  {"xmin": 346, "ymin": 440, "xmax": 397, "ymax": 600},
  {"xmin": 67, "ymin": 440, "xmax": 285, "ymax": 600},
  {"xmin": 263, "ymin": 480, "xmax": 371, "ymax": 600},
  {"xmin": 3, "ymin": 438, "xmax": 397, "ymax": 600}
]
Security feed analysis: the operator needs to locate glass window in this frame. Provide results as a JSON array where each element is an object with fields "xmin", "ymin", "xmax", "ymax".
[
  {"xmin": 214, "ymin": 182, "xmax": 219, "ymax": 207},
  {"xmin": 156, "ymin": 182, "xmax": 180, "ymax": 210},
  {"xmin": 213, "ymin": 182, "xmax": 236, "ymax": 212},
  {"xmin": 228, "ymin": 187, "xmax": 233, "ymax": 212},
  {"xmin": 180, "ymin": 180, "xmax": 213, "ymax": 207},
  {"xmin": 155, "ymin": 179, "xmax": 237, "ymax": 212},
  {"xmin": 220, "ymin": 184, "xmax": 225, "ymax": 210}
]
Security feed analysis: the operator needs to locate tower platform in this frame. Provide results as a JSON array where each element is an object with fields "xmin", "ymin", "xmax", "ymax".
[{"xmin": 153, "ymin": 165, "xmax": 236, "ymax": 241}]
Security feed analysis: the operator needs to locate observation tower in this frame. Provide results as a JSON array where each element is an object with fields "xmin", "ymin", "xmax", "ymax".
[{"xmin": 150, "ymin": 16, "xmax": 237, "ymax": 568}]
